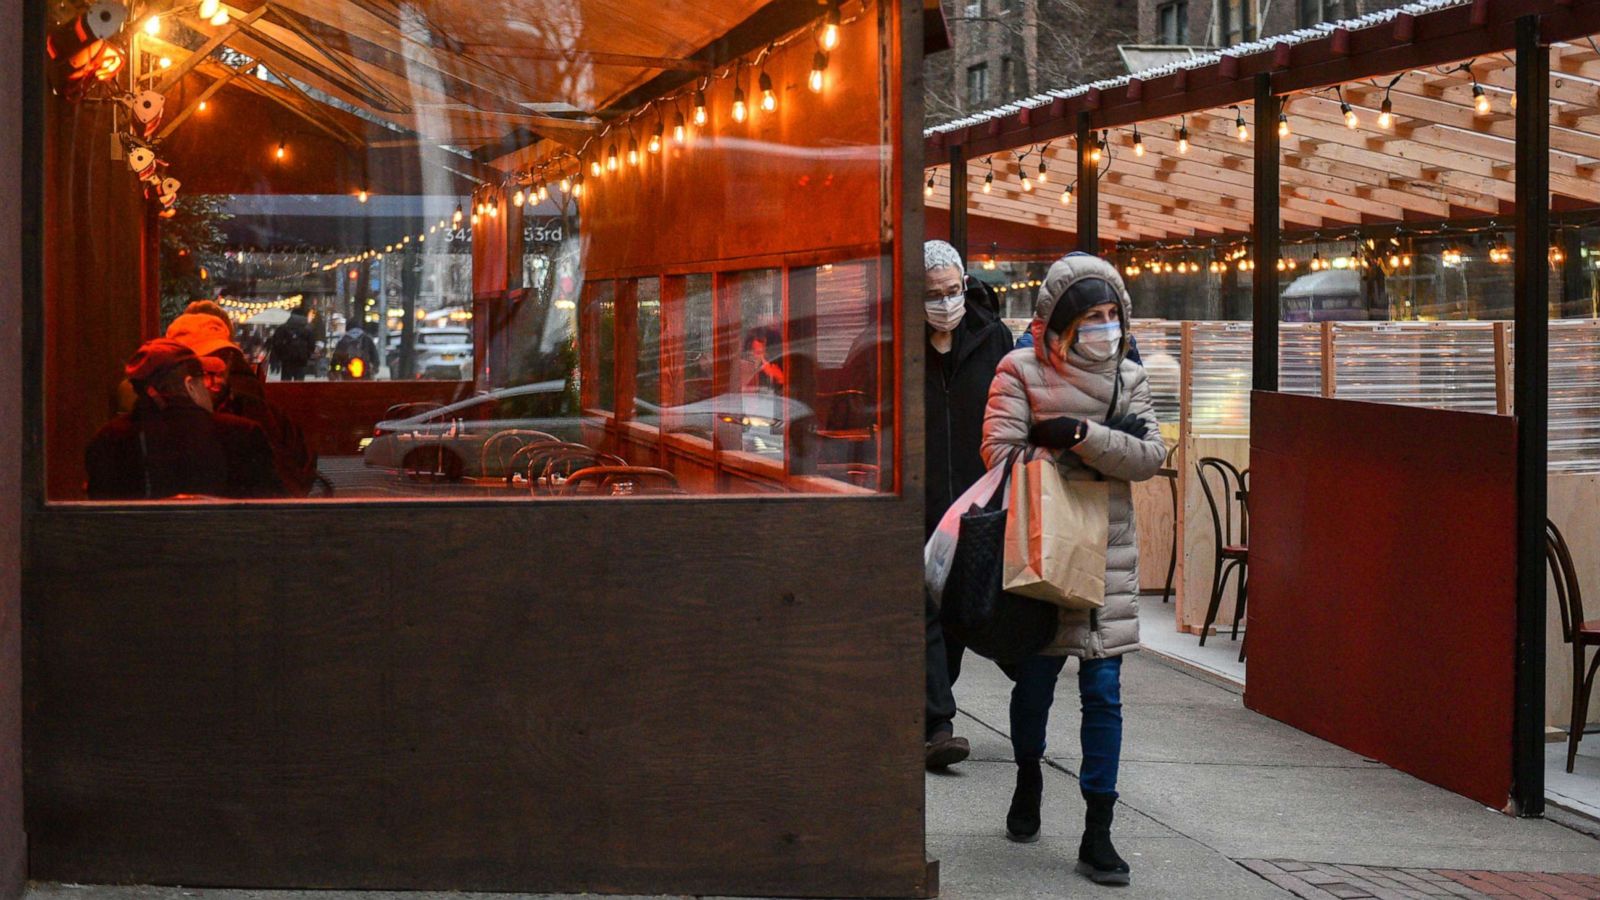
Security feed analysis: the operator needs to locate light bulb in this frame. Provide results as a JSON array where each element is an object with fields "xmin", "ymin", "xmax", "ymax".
[
  {"xmin": 590, "ymin": 160, "xmax": 602, "ymax": 177},
  {"xmin": 513, "ymin": 189, "xmax": 524, "ymax": 207},
  {"xmin": 627, "ymin": 138, "xmax": 639, "ymax": 166},
  {"xmin": 559, "ymin": 175, "xmax": 571, "ymax": 192},
  {"xmin": 275, "ymin": 142, "xmax": 285, "ymax": 159},
  {"xmin": 1133, "ymin": 133, "xmax": 1144, "ymax": 157},
  {"xmin": 820, "ymin": 2, "xmax": 841, "ymax": 51},
  {"xmin": 649, "ymin": 123, "xmax": 663, "ymax": 153},
  {"xmin": 693, "ymin": 91, "xmax": 708, "ymax": 126},
  {"xmin": 1278, "ymin": 112, "xmax": 1290, "ymax": 138},
  {"xmin": 1178, "ymin": 125, "xmax": 1190, "ymax": 154},
  {"xmin": 1021, "ymin": 175, "xmax": 1033, "ymax": 193},
  {"xmin": 732, "ymin": 87, "xmax": 747, "ymax": 123},
  {"xmin": 198, "ymin": 100, "xmax": 208, "ymax": 111},
  {"xmin": 1060, "ymin": 187, "xmax": 1071, "ymax": 205},
  {"xmin": 471, "ymin": 213, "xmax": 479, "ymax": 226},
  {"xmin": 1236, "ymin": 116, "xmax": 1249, "ymax": 141},
  {"xmin": 1342, "ymin": 103, "xmax": 1357, "ymax": 129},
  {"xmin": 143, "ymin": 15, "xmax": 159, "ymax": 35},
  {"xmin": 573, "ymin": 178, "xmax": 585, "ymax": 199},
  {"xmin": 1037, "ymin": 159, "xmax": 1048, "ymax": 183},
  {"xmin": 358, "ymin": 189, "xmax": 369, "ymax": 203},
  {"xmin": 1090, "ymin": 143, "xmax": 1103, "ymax": 164},
  {"xmin": 199, "ymin": 0, "xmax": 220, "ymax": 18},
  {"xmin": 453, "ymin": 204, "xmax": 463, "ymax": 225},
  {"xmin": 607, "ymin": 145, "xmax": 619, "ymax": 171},
  {"xmin": 538, "ymin": 183, "xmax": 548, "ymax": 202},
  {"xmin": 210, "ymin": 8, "xmax": 229, "ymax": 26},
  {"xmin": 982, "ymin": 171, "xmax": 993, "ymax": 194},
  {"xmin": 159, "ymin": 56, "xmax": 172, "ymax": 69},
  {"xmin": 810, "ymin": 52, "xmax": 828, "ymax": 93},
  {"xmin": 1473, "ymin": 84, "xmax": 1489, "ymax": 115},
  {"xmin": 924, "ymin": 176, "xmax": 934, "ymax": 198},
  {"xmin": 759, "ymin": 72, "xmax": 776, "ymax": 112},
  {"xmin": 673, "ymin": 111, "xmax": 686, "ymax": 144},
  {"xmin": 1379, "ymin": 97, "xmax": 1393, "ymax": 128}
]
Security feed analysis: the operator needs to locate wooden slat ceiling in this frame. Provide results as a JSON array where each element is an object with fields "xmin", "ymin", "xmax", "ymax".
[
  {"xmin": 927, "ymin": 43, "xmax": 1600, "ymax": 247},
  {"xmin": 144, "ymin": 0, "xmax": 771, "ymax": 173}
]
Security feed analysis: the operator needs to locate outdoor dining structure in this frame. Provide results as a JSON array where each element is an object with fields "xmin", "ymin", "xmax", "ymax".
[
  {"xmin": 6, "ymin": 0, "xmax": 940, "ymax": 895},
  {"xmin": 925, "ymin": 0, "xmax": 1600, "ymax": 818}
]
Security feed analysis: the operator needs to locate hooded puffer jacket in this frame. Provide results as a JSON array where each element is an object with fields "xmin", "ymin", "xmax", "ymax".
[{"xmin": 980, "ymin": 254, "xmax": 1168, "ymax": 659}]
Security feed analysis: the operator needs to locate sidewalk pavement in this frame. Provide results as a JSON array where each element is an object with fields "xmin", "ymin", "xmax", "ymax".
[{"xmin": 24, "ymin": 648, "xmax": 1600, "ymax": 900}]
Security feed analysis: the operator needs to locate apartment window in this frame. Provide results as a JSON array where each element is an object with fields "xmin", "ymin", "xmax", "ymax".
[
  {"xmin": 1219, "ymin": 0, "xmax": 1255, "ymax": 46},
  {"xmin": 1000, "ymin": 57, "xmax": 1016, "ymax": 96},
  {"xmin": 967, "ymin": 63, "xmax": 990, "ymax": 106},
  {"xmin": 1158, "ymin": 0, "xmax": 1189, "ymax": 44},
  {"xmin": 1298, "ymin": 0, "xmax": 1345, "ymax": 27}
]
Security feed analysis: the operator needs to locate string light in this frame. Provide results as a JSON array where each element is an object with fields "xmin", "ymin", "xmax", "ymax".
[
  {"xmin": 627, "ymin": 136, "xmax": 640, "ymax": 166},
  {"xmin": 275, "ymin": 141, "xmax": 285, "ymax": 160},
  {"xmin": 607, "ymin": 143, "xmax": 619, "ymax": 172},
  {"xmin": 590, "ymin": 159, "xmax": 602, "ymax": 177},
  {"xmin": 198, "ymin": 100, "xmax": 208, "ymax": 111},
  {"xmin": 538, "ymin": 181, "xmax": 548, "ymax": 202},
  {"xmin": 1379, "ymin": 96, "xmax": 1394, "ymax": 129},
  {"xmin": 1089, "ymin": 135, "xmax": 1103, "ymax": 165},
  {"xmin": 1132, "ymin": 127, "xmax": 1144, "ymax": 157},
  {"xmin": 1473, "ymin": 81, "xmax": 1490, "ymax": 115},
  {"xmin": 1177, "ymin": 117, "xmax": 1190, "ymax": 154},
  {"xmin": 513, "ymin": 188, "xmax": 525, "ymax": 207},
  {"xmin": 759, "ymin": 69, "xmax": 777, "ymax": 112},
  {"xmin": 199, "ymin": 0, "xmax": 220, "ymax": 18},
  {"xmin": 559, "ymin": 175, "xmax": 571, "ymax": 192},
  {"xmin": 159, "ymin": 56, "xmax": 172, "ymax": 69},
  {"xmin": 732, "ymin": 85, "xmax": 748, "ymax": 123},
  {"xmin": 453, "ymin": 204, "xmax": 463, "ymax": 226},
  {"xmin": 1061, "ymin": 182, "xmax": 1073, "ymax": 205},
  {"xmin": 1233, "ymin": 106, "xmax": 1248, "ymax": 142},
  {"xmin": 673, "ymin": 110, "xmax": 687, "ymax": 144},
  {"xmin": 810, "ymin": 51, "xmax": 828, "ymax": 93},
  {"xmin": 143, "ymin": 15, "xmax": 159, "ymax": 35},
  {"xmin": 819, "ymin": 0, "xmax": 841, "ymax": 51},
  {"xmin": 983, "ymin": 158, "xmax": 994, "ymax": 194},
  {"xmin": 209, "ymin": 8, "xmax": 228, "ymax": 26},
  {"xmin": 925, "ymin": 173, "xmax": 935, "ymax": 198},
  {"xmin": 693, "ymin": 90, "xmax": 708, "ymax": 127},
  {"xmin": 1037, "ymin": 148, "xmax": 1049, "ymax": 183},
  {"xmin": 1277, "ymin": 112, "xmax": 1290, "ymax": 138},
  {"xmin": 358, "ymin": 188, "xmax": 369, "ymax": 203},
  {"xmin": 573, "ymin": 174, "xmax": 586, "ymax": 198},
  {"xmin": 649, "ymin": 120, "xmax": 663, "ymax": 154},
  {"xmin": 1337, "ymin": 87, "xmax": 1357, "ymax": 129}
]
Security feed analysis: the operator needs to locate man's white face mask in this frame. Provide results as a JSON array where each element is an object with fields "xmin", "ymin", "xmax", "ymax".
[{"xmin": 925, "ymin": 293, "xmax": 966, "ymax": 333}]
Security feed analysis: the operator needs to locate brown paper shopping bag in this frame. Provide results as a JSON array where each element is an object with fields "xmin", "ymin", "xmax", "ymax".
[{"xmin": 1003, "ymin": 457, "xmax": 1110, "ymax": 610}]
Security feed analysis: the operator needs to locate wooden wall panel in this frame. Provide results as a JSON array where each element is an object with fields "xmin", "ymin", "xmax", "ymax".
[
  {"xmin": 1176, "ymin": 436, "xmax": 1250, "ymax": 635},
  {"xmin": 1547, "ymin": 473, "xmax": 1600, "ymax": 732},
  {"xmin": 581, "ymin": 12, "xmax": 884, "ymax": 276},
  {"xmin": 2, "ymin": 0, "xmax": 25, "ymax": 891},
  {"xmin": 44, "ymin": 92, "xmax": 152, "ymax": 501},
  {"xmin": 1246, "ymin": 392, "xmax": 1516, "ymax": 810},
  {"xmin": 23, "ymin": 498, "xmax": 930, "ymax": 896}
]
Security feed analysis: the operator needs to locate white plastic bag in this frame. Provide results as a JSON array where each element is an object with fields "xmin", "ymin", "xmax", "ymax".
[{"xmin": 924, "ymin": 461, "xmax": 1013, "ymax": 606}]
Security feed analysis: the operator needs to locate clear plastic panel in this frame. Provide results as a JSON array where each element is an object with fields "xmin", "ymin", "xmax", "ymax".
[
  {"xmin": 1331, "ymin": 322, "xmax": 1500, "ymax": 415},
  {"xmin": 1547, "ymin": 321, "xmax": 1600, "ymax": 474},
  {"xmin": 1130, "ymin": 319, "xmax": 1182, "ymax": 429},
  {"xmin": 1183, "ymin": 322, "xmax": 1322, "ymax": 438}
]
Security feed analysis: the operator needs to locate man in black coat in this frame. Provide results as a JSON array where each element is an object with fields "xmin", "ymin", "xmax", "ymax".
[
  {"xmin": 86, "ymin": 339, "xmax": 286, "ymax": 500},
  {"xmin": 924, "ymin": 240, "xmax": 1015, "ymax": 768}
]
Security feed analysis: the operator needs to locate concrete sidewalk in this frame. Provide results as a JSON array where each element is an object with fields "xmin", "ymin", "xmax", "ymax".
[
  {"xmin": 927, "ymin": 650, "xmax": 1600, "ymax": 898},
  {"xmin": 24, "ymin": 650, "xmax": 1600, "ymax": 900}
]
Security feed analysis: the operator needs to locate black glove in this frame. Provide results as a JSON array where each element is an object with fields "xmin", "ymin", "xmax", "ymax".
[
  {"xmin": 1029, "ymin": 417, "xmax": 1085, "ymax": 449},
  {"xmin": 1106, "ymin": 413, "xmax": 1151, "ymax": 440}
]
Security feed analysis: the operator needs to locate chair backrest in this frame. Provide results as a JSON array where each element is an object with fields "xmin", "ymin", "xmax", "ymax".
[
  {"xmin": 1196, "ymin": 457, "xmax": 1248, "ymax": 549},
  {"xmin": 480, "ymin": 430, "xmax": 558, "ymax": 475},
  {"xmin": 562, "ymin": 466, "xmax": 685, "ymax": 496},
  {"xmin": 1547, "ymin": 519, "xmax": 1586, "ymax": 645}
]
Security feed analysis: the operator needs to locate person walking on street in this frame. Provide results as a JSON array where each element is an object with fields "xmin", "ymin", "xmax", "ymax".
[
  {"xmin": 980, "ymin": 253, "xmax": 1166, "ymax": 885},
  {"xmin": 924, "ymin": 240, "xmax": 1015, "ymax": 769},
  {"xmin": 269, "ymin": 305, "xmax": 315, "ymax": 381}
]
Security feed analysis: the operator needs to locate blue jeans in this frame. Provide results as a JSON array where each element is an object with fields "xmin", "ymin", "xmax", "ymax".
[{"xmin": 999, "ymin": 654, "xmax": 1123, "ymax": 795}]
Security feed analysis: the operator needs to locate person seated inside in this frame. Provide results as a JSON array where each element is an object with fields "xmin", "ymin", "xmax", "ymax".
[
  {"xmin": 167, "ymin": 308, "xmax": 319, "ymax": 495},
  {"xmin": 739, "ymin": 327, "xmax": 786, "ymax": 393},
  {"xmin": 85, "ymin": 339, "xmax": 287, "ymax": 500}
]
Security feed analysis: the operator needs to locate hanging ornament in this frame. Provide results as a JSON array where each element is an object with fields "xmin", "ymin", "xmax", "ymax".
[
  {"xmin": 126, "ymin": 89, "xmax": 165, "ymax": 138},
  {"xmin": 46, "ymin": 2, "xmax": 128, "ymax": 100}
]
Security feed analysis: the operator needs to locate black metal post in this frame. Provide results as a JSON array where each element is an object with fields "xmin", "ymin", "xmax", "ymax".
[
  {"xmin": 948, "ymin": 143, "xmax": 968, "ymax": 268},
  {"xmin": 1076, "ymin": 112, "xmax": 1098, "ymax": 253},
  {"xmin": 1512, "ymin": 13, "xmax": 1549, "ymax": 818},
  {"xmin": 1252, "ymin": 75, "xmax": 1281, "ymax": 392}
]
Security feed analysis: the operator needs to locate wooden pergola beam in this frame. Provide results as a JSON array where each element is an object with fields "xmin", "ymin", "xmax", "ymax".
[
  {"xmin": 153, "ymin": 5, "xmax": 268, "ymax": 94},
  {"xmin": 461, "ymin": 44, "xmax": 714, "ymax": 74}
]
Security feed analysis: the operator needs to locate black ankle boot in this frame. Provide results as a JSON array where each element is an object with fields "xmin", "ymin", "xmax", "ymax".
[
  {"xmin": 1076, "ymin": 790, "xmax": 1131, "ymax": 885},
  {"xmin": 1005, "ymin": 761, "xmax": 1043, "ymax": 843}
]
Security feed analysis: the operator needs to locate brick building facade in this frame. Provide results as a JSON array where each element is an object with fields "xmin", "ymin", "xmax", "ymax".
[
  {"xmin": 924, "ymin": 0, "xmax": 1139, "ymax": 126},
  {"xmin": 1134, "ymin": 0, "xmax": 1415, "ymax": 49}
]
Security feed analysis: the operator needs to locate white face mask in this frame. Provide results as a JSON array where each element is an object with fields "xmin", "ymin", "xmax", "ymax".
[
  {"xmin": 925, "ymin": 294, "xmax": 966, "ymax": 333},
  {"xmin": 1074, "ymin": 321, "xmax": 1122, "ymax": 362}
]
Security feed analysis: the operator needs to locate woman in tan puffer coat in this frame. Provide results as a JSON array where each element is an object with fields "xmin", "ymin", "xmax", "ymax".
[{"xmin": 980, "ymin": 252, "xmax": 1166, "ymax": 886}]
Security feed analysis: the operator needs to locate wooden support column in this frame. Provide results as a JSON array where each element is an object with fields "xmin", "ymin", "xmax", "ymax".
[
  {"xmin": 948, "ymin": 143, "xmax": 968, "ymax": 267},
  {"xmin": 1076, "ymin": 112, "xmax": 1098, "ymax": 252},
  {"xmin": 1320, "ymin": 321, "xmax": 1337, "ymax": 399},
  {"xmin": 1252, "ymin": 74, "xmax": 1281, "ymax": 393},
  {"xmin": 1511, "ymin": 13, "xmax": 1549, "ymax": 818}
]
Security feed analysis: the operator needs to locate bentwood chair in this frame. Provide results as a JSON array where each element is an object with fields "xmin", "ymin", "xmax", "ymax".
[
  {"xmin": 1159, "ymin": 444, "xmax": 1179, "ymax": 604},
  {"xmin": 562, "ymin": 466, "xmax": 685, "ymax": 496},
  {"xmin": 481, "ymin": 430, "xmax": 559, "ymax": 483},
  {"xmin": 1196, "ymin": 458, "xmax": 1249, "ymax": 656},
  {"xmin": 1548, "ymin": 519, "xmax": 1600, "ymax": 772}
]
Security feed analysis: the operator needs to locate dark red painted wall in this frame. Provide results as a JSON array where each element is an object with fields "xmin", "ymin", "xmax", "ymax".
[
  {"xmin": 1246, "ymin": 392, "xmax": 1516, "ymax": 810},
  {"xmin": 2, "ymin": 0, "xmax": 26, "ymax": 892},
  {"xmin": 264, "ymin": 382, "xmax": 475, "ymax": 457}
]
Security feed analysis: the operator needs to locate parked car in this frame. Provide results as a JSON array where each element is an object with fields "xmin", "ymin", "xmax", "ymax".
[
  {"xmin": 362, "ymin": 380, "xmax": 581, "ymax": 480},
  {"xmin": 383, "ymin": 327, "xmax": 474, "ymax": 379}
]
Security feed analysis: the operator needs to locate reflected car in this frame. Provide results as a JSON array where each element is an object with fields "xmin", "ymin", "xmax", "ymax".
[
  {"xmin": 362, "ymin": 380, "xmax": 581, "ymax": 480},
  {"xmin": 635, "ymin": 391, "xmax": 812, "ymax": 457}
]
